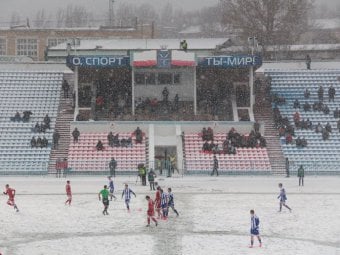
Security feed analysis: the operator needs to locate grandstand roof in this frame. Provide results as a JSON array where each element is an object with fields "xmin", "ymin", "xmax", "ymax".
[
  {"xmin": 256, "ymin": 61, "xmax": 340, "ymax": 73},
  {"xmin": 0, "ymin": 62, "xmax": 73, "ymax": 73},
  {"xmin": 51, "ymin": 38, "xmax": 231, "ymax": 51}
]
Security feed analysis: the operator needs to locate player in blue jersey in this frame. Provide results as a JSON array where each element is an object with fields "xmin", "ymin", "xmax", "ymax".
[
  {"xmin": 249, "ymin": 210, "xmax": 262, "ymax": 248},
  {"xmin": 167, "ymin": 188, "xmax": 179, "ymax": 217},
  {"xmin": 160, "ymin": 188, "xmax": 168, "ymax": 220},
  {"xmin": 107, "ymin": 176, "xmax": 117, "ymax": 201},
  {"xmin": 278, "ymin": 183, "xmax": 292, "ymax": 212},
  {"xmin": 121, "ymin": 184, "xmax": 136, "ymax": 212}
]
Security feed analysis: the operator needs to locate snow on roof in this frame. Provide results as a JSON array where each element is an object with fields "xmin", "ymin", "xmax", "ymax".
[
  {"xmin": 266, "ymin": 44, "xmax": 340, "ymax": 52},
  {"xmin": 178, "ymin": 26, "xmax": 202, "ymax": 34},
  {"xmin": 0, "ymin": 62, "xmax": 73, "ymax": 73},
  {"xmin": 0, "ymin": 26, "xmax": 136, "ymax": 31},
  {"xmin": 313, "ymin": 19, "xmax": 340, "ymax": 30},
  {"xmin": 256, "ymin": 61, "xmax": 340, "ymax": 73},
  {"xmin": 51, "ymin": 38, "xmax": 230, "ymax": 51}
]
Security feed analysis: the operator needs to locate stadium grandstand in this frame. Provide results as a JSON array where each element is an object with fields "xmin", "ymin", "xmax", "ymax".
[{"xmin": 1, "ymin": 38, "xmax": 340, "ymax": 176}]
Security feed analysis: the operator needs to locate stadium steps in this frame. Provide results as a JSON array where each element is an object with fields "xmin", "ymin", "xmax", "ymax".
[
  {"xmin": 48, "ymin": 79, "xmax": 74, "ymax": 174},
  {"xmin": 145, "ymin": 137, "xmax": 149, "ymax": 170},
  {"xmin": 254, "ymin": 103, "xmax": 286, "ymax": 175}
]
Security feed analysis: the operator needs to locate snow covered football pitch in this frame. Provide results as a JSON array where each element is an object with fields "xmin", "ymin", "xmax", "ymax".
[{"xmin": 0, "ymin": 176, "xmax": 340, "ymax": 255}]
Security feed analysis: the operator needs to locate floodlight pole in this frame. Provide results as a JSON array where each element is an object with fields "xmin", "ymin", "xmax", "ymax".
[
  {"xmin": 248, "ymin": 36, "xmax": 257, "ymax": 120},
  {"xmin": 109, "ymin": 0, "xmax": 115, "ymax": 26}
]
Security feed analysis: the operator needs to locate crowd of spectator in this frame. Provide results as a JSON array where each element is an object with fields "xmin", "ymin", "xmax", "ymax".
[
  {"xmin": 30, "ymin": 136, "xmax": 48, "ymax": 148},
  {"xmin": 107, "ymin": 132, "xmax": 133, "ymax": 148},
  {"xmin": 11, "ymin": 111, "xmax": 33, "ymax": 122},
  {"xmin": 272, "ymin": 84, "xmax": 339, "ymax": 146},
  {"xmin": 201, "ymin": 126, "xmax": 266, "ymax": 155},
  {"xmin": 32, "ymin": 114, "xmax": 51, "ymax": 133}
]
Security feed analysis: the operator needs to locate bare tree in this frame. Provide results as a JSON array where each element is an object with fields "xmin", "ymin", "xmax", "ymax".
[
  {"xmin": 55, "ymin": 4, "xmax": 93, "ymax": 28},
  {"xmin": 115, "ymin": 3, "xmax": 136, "ymax": 26},
  {"xmin": 10, "ymin": 12, "xmax": 21, "ymax": 27},
  {"xmin": 34, "ymin": 9, "xmax": 47, "ymax": 28},
  {"xmin": 220, "ymin": 0, "xmax": 314, "ymax": 51},
  {"xmin": 135, "ymin": 3, "xmax": 159, "ymax": 24}
]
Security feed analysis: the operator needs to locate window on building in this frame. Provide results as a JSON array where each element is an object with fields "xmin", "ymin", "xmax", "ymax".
[
  {"xmin": 135, "ymin": 73, "xmax": 146, "ymax": 85},
  {"xmin": 158, "ymin": 73, "xmax": 172, "ymax": 85},
  {"xmin": 145, "ymin": 73, "xmax": 156, "ymax": 85},
  {"xmin": 0, "ymin": 38, "xmax": 6, "ymax": 55},
  {"xmin": 16, "ymin": 39, "xmax": 38, "ymax": 58},
  {"xmin": 47, "ymin": 38, "xmax": 67, "ymax": 47},
  {"xmin": 174, "ymin": 73, "xmax": 181, "ymax": 84}
]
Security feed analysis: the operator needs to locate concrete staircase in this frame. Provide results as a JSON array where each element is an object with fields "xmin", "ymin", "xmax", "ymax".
[
  {"xmin": 48, "ymin": 75, "xmax": 74, "ymax": 174},
  {"xmin": 254, "ymin": 103, "xmax": 286, "ymax": 175}
]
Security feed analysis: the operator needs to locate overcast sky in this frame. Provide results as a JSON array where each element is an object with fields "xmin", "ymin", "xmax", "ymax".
[{"xmin": 0, "ymin": 0, "xmax": 338, "ymax": 24}]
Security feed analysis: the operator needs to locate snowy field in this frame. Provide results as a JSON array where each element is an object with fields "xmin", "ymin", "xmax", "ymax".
[{"xmin": 0, "ymin": 176, "xmax": 340, "ymax": 255}]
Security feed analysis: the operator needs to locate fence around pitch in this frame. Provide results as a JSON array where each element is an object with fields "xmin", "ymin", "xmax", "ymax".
[
  {"xmin": 287, "ymin": 160, "xmax": 340, "ymax": 176},
  {"xmin": 1, "ymin": 160, "xmax": 340, "ymax": 176}
]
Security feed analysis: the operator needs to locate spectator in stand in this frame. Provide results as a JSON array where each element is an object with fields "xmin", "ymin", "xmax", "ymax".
[
  {"xmin": 315, "ymin": 123, "xmax": 323, "ymax": 133},
  {"xmin": 328, "ymin": 85, "xmax": 336, "ymax": 102},
  {"xmin": 323, "ymin": 104, "xmax": 330, "ymax": 115},
  {"xmin": 325, "ymin": 122, "xmax": 332, "ymax": 133},
  {"xmin": 62, "ymin": 79, "xmax": 70, "ymax": 98},
  {"xmin": 303, "ymin": 102, "xmax": 311, "ymax": 112},
  {"xmin": 202, "ymin": 128, "xmax": 208, "ymax": 141},
  {"xmin": 229, "ymin": 144, "xmax": 236, "ymax": 154},
  {"xmin": 301, "ymin": 137, "xmax": 307, "ymax": 147},
  {"xmin": 278, "ymin": 126, "xmax": 286, "ymax": 137},
  {"xmin": 135, "ymin": 127, "xmax": 143, "ymax": 143},
  {"xmin": 209, "ymin": 141, "xmax": 216, "ymax": 152},
  {"xmin": 306, "ymin": 54, "xmax": 311, "ymax": 70},
  {"xmin": 293, "ymin": 99, "xmax": 300, "ymax": 109},
  {"xmin": 42, "ymin": 136, "xmax": 48, "ymax": 148},
  {"xmin": 162, "ymin": 87, "xmax": 169, "ymax": 103},
  {"xmin": 30, "ymin": 136, "xmax": 36, "ymax": 148},
  {"xmin": 12, "ymin": 112, "xmax": 22, "ymax": 122},
  {"xmin": 254, "ymin": 121, "xmax": 260, "ymax": 133},
  {"xmin": 109, "ymin": 157, "xmax": 117, "ymax": 177},
  {"xmin": 207, "ymin": 127, "xmax": 214, "ymax": 141},
  {"xmin": 259, "ymin": 136, "xmax": 266, "ymax": 147},
  {"xmin": 34, "ymin": 122, "xmax": 40, "ymax": 133},
  {"xmin": 202, "ymin": 141, "xmax": 210, "ymax": 151},
  {"xmin": 72, "ymin": 128, "xmax": 80, "ymax": 143},
  {"xmin": 107, "ymin": 132, "xmax": 114, "ymax": 147},
  {"xmin": 53, "ymin": 130, "xmax": 60, "ymax": 149},
  {"xmin": 22, "ymin": 111, "xmax": 32, "ymax": 122},
  {"xmin": 337, "ymin": 119, "xmax": 340, "ymax": 132},
  {"xmin": 304, "ymin": 88, "xmax": 311, "ymax": 99},
  {"xmin": 127, "ymin": 137, "xmax": 133, "ymax": 147},
  {"xmin": 44, "ymin": 114, "xmax": 51, "ymax": 129},
  {"xmin": 296, "ymin": 137, "xmax": 302, "ymax": 147},
  {"xmin": 40, "ymin": 122, "xmax": 46, "ymax": 133},
  {"xmin": 36, "ymin": 137, "xmax": 43, "ymax": 148},
  {"xmin": 121, "ymin": 138, "xmax": 127, "ymax": 147},
  {"xmin": 322, "ymin": 128, "xmax": 329, "ymax": 140},
  {"xmin": 334, "ymin": 107, "xmax": 340, "ymax": 118},
  {"xmin": 113, "ymin": 134, "xmax": 120, "ymax": 147},
  {"xmin": 293, "ymin": 112, "xmax": 300, "ymax": 126},
  {"xmin": 306, "ymin": 119, "xmax": 313, "ymax": 129},
  {"xmin": 318, "ymin": 86, "xmax": 324, "ymax": 102},
  {"xmin": 286, "ymin": 133, "xmax": 293, "ymax": 145},
  {"xmin": 96, "ymin": 140, "xmax": 104, "ymax": 151}
]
